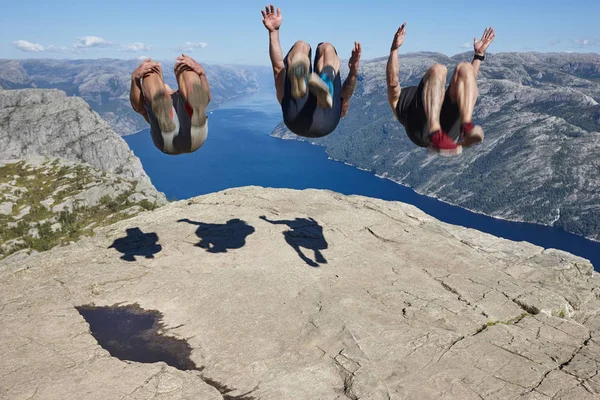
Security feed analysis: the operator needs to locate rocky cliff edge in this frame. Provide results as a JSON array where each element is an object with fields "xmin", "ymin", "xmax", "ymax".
[{"xmin": 1, "ymin": 187, "xmax": 598, "ymax": 399}]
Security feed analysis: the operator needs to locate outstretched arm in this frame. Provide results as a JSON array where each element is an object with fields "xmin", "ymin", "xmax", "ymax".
[
  {"xmin": 387, "ymin": 23, "xmax": 406, "ymax": 118},
  {"xmin": 472, "ymin": 27, "xmax": 495, "ymax": 78},
  {"xmin": 340, "ymin": 42, "xmax": 362, "ymax": 118},
  {"xmin": 177, "ymin": 218, "xmax": 204, "ymax": 227},
  {"xmin": 262, "ymin": 5, "xmax": 285, "ymax": 104},
  {"xmin": 130, "ymin": 58, "xmax": 161, "ymax": 123},
  {"xmin": 259, "ymin": 215, "xmax": 289, "ymax": 225}
]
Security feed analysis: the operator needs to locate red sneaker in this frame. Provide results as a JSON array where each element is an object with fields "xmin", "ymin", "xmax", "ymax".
[
  {"xmin": 460, "ymin": 122, "xmax": 484, "ymax": 147},
  {"xmin": 428, "ymin": 131, "xmax": 462, "ymax": 155}
]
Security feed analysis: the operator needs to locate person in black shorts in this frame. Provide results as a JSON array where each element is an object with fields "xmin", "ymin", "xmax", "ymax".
[
  {"xmin": 129, "ymin": 55, "xmax": 210, "ymax": 155},
  {"xmin": 261, "ymin": 4, "xmax": 361, "ymax": 138},
  {"xmin": 386, "ymin": 23, "xmax": 496, "ymax": 155}
]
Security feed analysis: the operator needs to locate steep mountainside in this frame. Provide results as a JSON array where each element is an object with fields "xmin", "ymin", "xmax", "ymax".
[
  {"xmin": 0, "ymin": 88, "xmax": 167, "ymax": 260},
  {"xmin": 272, "ymin": 52, "xmax": 600, "ymax": 241},
  {"xmin": 0, "ymin": 89, "xmax": 154, "ymax": 183},
  {"xmin": 1, "ymin": 187, "xmax": 599, "ymax": 399},
  {"xmin": 0, "ymin": 59, "xmax": 272, "ymax": 135}
]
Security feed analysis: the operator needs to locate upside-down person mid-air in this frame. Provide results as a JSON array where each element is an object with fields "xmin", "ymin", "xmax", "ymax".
[
  {"xmin": 262, "ymin": 4, "xmax": 362, "ymax": 138},
  {"xmin": 386, "ymin": 23, "xmax": 496, "ymax": 155},
  {"xmin": 129, "ymin": 54, "xmax": 211, "ymax": 155}
]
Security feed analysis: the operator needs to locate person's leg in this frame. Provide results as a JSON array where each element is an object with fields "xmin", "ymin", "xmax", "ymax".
[
  {"xmin": 281, "ymin": 43, "xmax": 315, "ymax": 136},
  {"xmin": 285, "ymin": 40, "xmax": 311, "ymax": 99},
  {"xmin": 420, "ymin": 64, "xmax": 462, "ymax": 155},
  {"xmin": 175, "ymin": 64, "xmax": 208, "ymax": 128},
  {"xmin": 314, "ymin": 42, "xmax": 341, "ymax": 75},
  {"xmin": 142, "ymin": 66, "xmax": 176, "ymax": 133},
  {"xmin": 310, "ymin": 42, "xmax": 341, "ymax": 108},
  {"xmin": 448, "ymin": 62, "xmax": 477, "ymax": 123},
  {"xmin": 422, "ymin": 63, "xmax": 447, "ymax": 134},
  {"xmin": 448, "ymin": 62, "xmax": 483, "ymax": 146}
]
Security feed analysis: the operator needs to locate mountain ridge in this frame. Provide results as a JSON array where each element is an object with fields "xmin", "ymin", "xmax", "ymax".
[{"xmin": 0, "ymin": 58, "xmax": 273, "ymax": 135}]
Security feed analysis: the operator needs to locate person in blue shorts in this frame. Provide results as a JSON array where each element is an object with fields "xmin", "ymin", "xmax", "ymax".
[{"xmin": 261, "ymin": 4, "xmax": 362, "ymax": 138}]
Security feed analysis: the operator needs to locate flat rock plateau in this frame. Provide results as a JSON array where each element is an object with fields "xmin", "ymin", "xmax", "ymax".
[{"xmin": 1, "ymin": 187, "xmax": 599, "ymax": 400}]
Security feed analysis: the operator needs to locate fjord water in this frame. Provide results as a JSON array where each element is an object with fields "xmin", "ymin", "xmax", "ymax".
[{"xmin": 124, "ymin": 91, "xmax": 600, "ymax": 270}]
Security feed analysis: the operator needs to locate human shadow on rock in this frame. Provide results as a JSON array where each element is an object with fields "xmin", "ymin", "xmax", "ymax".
[
  {"xmin": 108, "ymin": 227, "xmax": 162, "ymax": 262},
  {"xmin": 260, "ymin": 216, "xmax": 328, "ymax": 267},
  {"xmin": 178, "ymin": 218, "xmax": 255, "ymax": 253}
]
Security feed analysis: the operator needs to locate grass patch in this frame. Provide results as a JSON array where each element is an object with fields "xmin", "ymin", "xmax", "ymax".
[
  {"xmin": 476, "ymin": 313, "xmax": 531, "ymax": 335},
  {"xmin": 0, "ymin": 160, "xmax": 161, "ymax": 259}
]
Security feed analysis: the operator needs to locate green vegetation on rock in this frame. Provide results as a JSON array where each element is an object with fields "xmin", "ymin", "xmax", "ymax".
[{"xmin": 0, "ymin": 159, "xmax": 161, "ymax": 260}]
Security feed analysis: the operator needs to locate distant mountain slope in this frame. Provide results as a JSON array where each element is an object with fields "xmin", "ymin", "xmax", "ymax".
[
  {"xmin": 0, "ymin": 59, "xmax": 272, "ymax": 135},
  {"xmin": 0, "ymin": 89, "xmax": 168, "ymax": 260},
  {"xmin": 0, "ymin": 89, "xmax": 154, "ymax": 184},
  {"xmin": 272, "ymin": 52, "xmax": 600, "ymax": 241}
]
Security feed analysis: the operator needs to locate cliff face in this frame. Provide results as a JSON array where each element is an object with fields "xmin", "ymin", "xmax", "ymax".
[
  {"xmin": 272, "ymin": 52, "xmax": 600, "ymax": 241},
  {"xmin": 1, "ymin": 187, "xmax": 598, "ymax": 399},
  {"xmin": 0, "ymin": 88, "xmax": 167, "ymax": 260},
  {"xmin": 0, "ymin": 89, "xmax": 153, "ymax": 183}
]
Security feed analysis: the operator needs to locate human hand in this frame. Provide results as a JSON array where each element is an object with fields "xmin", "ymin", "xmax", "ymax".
[
  {"xmin": 474, "ymin": 27, "xmax": 496, "ymax": 56},
  {"xmin": 348, "ymin": 42, "xmax": 362, "ymax": 75},
  {"xmin": 175, "ymin": 54, "xmax": 205, "ymax": 76},
  {"xmin": 261, "ymin": 4, "xmax": 282, "ymax": 32},
  {"xmin": 391, "ymin": 23, "xmax": 407, "ymax": 51},
  {"xmin": 132, "ymin": 58, "xmax": 161, "ymax": 80}
]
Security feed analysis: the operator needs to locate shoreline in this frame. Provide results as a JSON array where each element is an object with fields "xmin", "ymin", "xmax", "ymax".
[
  {"xmin": 326, "ymin": 154, "xmax": 600, "ymax": 243},
  {"xmin": 294, "ymin": 142, "xmax": 600, "ymax": 244}
]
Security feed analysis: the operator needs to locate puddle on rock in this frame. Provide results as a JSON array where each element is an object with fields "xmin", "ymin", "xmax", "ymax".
[
  {"xmin": 76, "ymin": 303, "xmax": 196, "ymax": 370},
  {"xmin": 76, "ymin": 303, "xmax": 256, "ymax": 399}
]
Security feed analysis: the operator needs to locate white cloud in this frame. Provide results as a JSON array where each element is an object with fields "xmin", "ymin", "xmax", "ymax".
[
  {"xmin": 120, "ymin": 42, "xmax": 151, "ymax": 52},
  {"xmin": 74, "ymin": 36, "xmax": 112, "ymax": 48},
  {"xmin": 13, "ymin": 40, "xmax": 70, "ymax": 53},
  {"xmin": 46, "ymin": 45, "xmax": 69, "ymax": 52},
  {"xmin": 13, "ymin": 40, "xmax": 44, "ymax": 52},
  {"xmin": 137, "ymin": 55, "xmax": 149, "ymax": 61},
  {"xmin": 459, "ymin": 42, "xmax": 471, "ymax": 49},
  {"xmin": 574, "ymin": 38, "xmax": 598, "ymax": 47},
  {"xmin": 179, "ymin": 41, "xmax": 208, "ymax": 52}
]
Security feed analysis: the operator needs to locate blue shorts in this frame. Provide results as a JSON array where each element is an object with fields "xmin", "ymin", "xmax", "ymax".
[{"xmin": 281, "ymin": 43, "xmax": 343, "ymax": 138}]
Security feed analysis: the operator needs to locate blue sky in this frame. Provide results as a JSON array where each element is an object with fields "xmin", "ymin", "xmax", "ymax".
[{"xmin": 1, "ymin": 0, "xmax": 598, "ymax": 65}]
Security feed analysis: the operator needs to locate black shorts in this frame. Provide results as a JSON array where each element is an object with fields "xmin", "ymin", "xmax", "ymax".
[
  {"xmin": 395, "ymin": 80, "xmax": 461, "ymax": 147},
  {"xmin": 144, "ymin": 90, "xmax": 208, "ymax": 155},
  {"xmin": 281, "ymin": 44, "xmax": 343, "ymax": 138}
]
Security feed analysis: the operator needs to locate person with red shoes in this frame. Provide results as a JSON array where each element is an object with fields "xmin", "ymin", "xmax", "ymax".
[{"xmin": 386, "ymin": 23, "xmax": 496, "ymax": 155}]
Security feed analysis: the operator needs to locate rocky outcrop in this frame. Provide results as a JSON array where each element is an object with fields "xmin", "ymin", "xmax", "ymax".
[
  {"xmin": 0, "ymin": 158, "xmax": 166, "ymax": 261},
  {"xmin": 272, "ymin": 52, "xmax": 600, "ymax": 241},
  {"xmin": 0, "ymin": 89, "xmax": 153, "ymax": 184},
  {"xmin": 1, "ymin": 187, "xmax": 598, "ymax": 399}
]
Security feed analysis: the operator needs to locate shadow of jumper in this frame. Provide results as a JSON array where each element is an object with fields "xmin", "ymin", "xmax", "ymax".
[
  {"xmin": 108, "ymin": 227, "xmax": 162, "ymax": 262},
  {"xmin": 260, "ymin": 215, "xmax": 328, "ymax": 267},
  {"xmin": 178, "ymin": 218, "xmax": 255, "ymax": 253}
]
